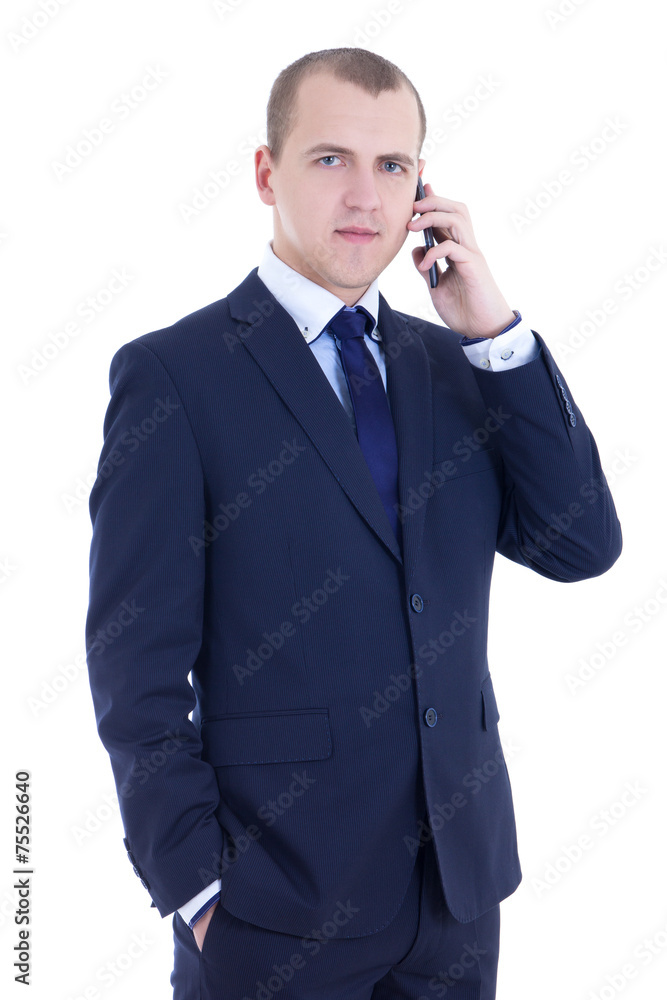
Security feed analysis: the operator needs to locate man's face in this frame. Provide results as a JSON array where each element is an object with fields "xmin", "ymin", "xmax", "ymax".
[{"xmin": 256, "ymin": 70, "xmax": 425, "ymax": 305}]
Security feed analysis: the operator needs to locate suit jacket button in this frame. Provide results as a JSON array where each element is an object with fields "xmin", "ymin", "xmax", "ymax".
[
  {"xmin": 424, "ymin": 707, "xmax": 438, "ymax": 727},
  {"xmin": 410, "ymin": 594, "xmax": 424, "ymax": 613}
]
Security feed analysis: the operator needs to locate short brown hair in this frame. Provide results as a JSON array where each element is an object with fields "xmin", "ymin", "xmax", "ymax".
[{"xmin": 266, "ymin": 48, "xmax": 427, "ymax": 166}]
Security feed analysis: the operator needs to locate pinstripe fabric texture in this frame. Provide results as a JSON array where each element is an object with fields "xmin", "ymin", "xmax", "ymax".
[{"xmin": 86, "ymin": 267, "xmax": 621, "ymax": 950}]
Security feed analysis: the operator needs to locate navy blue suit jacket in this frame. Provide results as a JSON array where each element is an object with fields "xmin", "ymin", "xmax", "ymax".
[{"xmin": 85, "ymin": 267, "xmax": 622, "ymax": 936}]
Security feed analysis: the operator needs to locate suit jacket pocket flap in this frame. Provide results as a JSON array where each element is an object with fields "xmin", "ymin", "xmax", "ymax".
[
  {"xmin": 201, "ymin": 709, "xmax": 332, "ymax": 766},
  {"xmin": 481, "ymin": 674, "xmax": 500, "ymax": 730}
]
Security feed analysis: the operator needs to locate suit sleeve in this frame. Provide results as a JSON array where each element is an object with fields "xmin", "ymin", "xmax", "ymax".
[
  {"xmin": 471, "ymin": 333, "xmax": 622, "ymax": 581},
  {"xmin": 85, "ymin": 340, "xmax": 225, "ymax": 917}
]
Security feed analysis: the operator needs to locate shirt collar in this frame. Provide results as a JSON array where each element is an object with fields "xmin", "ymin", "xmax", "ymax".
[{"xmin": 257, "ymin": 241, "xmax": 381, "ymax": 344}]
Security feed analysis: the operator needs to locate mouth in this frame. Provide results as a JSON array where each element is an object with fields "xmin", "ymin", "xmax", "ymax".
[{"xmin": 335, "ymin": 228, "xmax": 378, "ymax": 244}]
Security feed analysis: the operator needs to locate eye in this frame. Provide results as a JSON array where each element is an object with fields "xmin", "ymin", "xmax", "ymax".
[
  {"xmin": 383, "ymin": 162, "xmax": 403, "ymax": 173},
  {"xmin": 319, "ymin": 155, "xmax": 341, "ymax": 166}
]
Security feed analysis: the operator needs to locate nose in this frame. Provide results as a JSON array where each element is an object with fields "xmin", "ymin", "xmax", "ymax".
[{"xmin": 343, "ymin": 169, "xmax": 382, "ymax": 214}]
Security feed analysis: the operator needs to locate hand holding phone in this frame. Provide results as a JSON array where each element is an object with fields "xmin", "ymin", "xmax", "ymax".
[{"xmin": 415, "ymin": 177, "xmax": 438, "ymax": 289}]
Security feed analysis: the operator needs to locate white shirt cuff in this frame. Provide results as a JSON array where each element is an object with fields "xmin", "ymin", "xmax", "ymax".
[
  {"xmin": 461, "ymin": 319, "xmax": 540, "ymax": 370},
  {"xmin": 177, "ymin": 880, "xmax": 222, "ymax": 927}
]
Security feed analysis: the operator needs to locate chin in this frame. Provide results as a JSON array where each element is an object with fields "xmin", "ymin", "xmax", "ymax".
[
  {"xmin": 327, "ymin": 268, "xmax": 380, "ymax": 291},
  {"xmin": 331, "ymin": 254, "xmax": 386, "ymax": 284}
]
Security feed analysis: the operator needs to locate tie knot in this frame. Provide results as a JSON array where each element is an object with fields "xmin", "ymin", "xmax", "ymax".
[{"xmin": 328, "ymin": 306, "xmax": 373, "ymax": 342}]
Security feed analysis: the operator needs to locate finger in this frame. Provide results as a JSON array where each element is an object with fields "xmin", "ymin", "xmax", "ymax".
[
  {"xmin": 418, "ymin": 239, "xmax": 471, "ymax": 270},
  {"xmin": 412, "ymin": 194, "xmax": 463, "ymax": 216},
  {"xmin": 409, "ymin": 210, "xmax": 461, "ymax": 232},
  {"xmin": 413, "ymin": 197, "xmax": 465, "ymax": 215},
  {"xmin": 412, "ymin": 200, "xmax": 469, "ymax": 232},
  {"xmin": 433, "ymin": 225, "xmax": 456, "ymax": 243},
  {"xmin": 409, "ymin": 216, "xmax": 455, "ymax": 244},
  {"xmin": 409, "ymin": 210, "xmax": 461, "ymax": 238},
  {"xmin": 422, "ymin": 184, "xmax": 468, "ymax": 215}
]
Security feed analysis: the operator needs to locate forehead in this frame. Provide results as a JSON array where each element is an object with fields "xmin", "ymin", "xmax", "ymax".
[{"xmin": 289, "ymin": 70, "xmax": 421, "ymax": 154}]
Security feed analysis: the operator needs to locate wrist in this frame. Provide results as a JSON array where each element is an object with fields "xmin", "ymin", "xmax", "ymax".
[{"xmin": 482, "ymin": 309, "xmax": 517, "ymax": 339}]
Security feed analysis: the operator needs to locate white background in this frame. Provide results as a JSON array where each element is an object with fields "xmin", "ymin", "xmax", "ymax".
[{"xmin": 2, "ymin": 1, "xmax": 666, "ymax": 997}]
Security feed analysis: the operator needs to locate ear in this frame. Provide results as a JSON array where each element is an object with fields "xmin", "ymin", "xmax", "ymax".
[
  {"xmin": 255, "ymin": 145, "xmax": 276, "ymax": 206},
  {"xmin": 418, "ymin": 158, "xmax": 426, "ymax": 179}
]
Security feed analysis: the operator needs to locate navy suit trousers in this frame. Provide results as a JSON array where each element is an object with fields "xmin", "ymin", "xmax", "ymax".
[{"xmin": 171, "ymin": 835, "xmax": 500, "ymax": 1000}]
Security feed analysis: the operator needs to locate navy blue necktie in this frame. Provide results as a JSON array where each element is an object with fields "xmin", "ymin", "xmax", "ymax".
[{"xmin": 328, "ymin": 306, "xmax": 402, "ymax": 548}]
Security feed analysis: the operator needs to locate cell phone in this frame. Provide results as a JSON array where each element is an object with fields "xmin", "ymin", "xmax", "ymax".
[{"xmin": 416, "ymin": 177, "xmax": 438, "ymax": 289}]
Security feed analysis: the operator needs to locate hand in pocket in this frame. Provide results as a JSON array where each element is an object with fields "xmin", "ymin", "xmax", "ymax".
[{"xmin": 193, "ymin": 901, "xmax": 219, "ymax": 952}]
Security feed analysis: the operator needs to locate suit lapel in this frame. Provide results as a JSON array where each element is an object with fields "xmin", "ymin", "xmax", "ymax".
[{"xmin": 227, "ymin": 270, "xmax": 433, "ymax": 579}]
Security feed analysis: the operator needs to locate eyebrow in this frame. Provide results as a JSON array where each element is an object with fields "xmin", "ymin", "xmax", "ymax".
[{"xmin": 302, "ymin": 143, "xmax": 416, "ymax": 169}]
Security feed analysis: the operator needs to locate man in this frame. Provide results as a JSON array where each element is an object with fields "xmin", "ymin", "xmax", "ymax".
[{"xmin": 85, "ymin": 47, "xmax": 622, "ymax": 998}]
